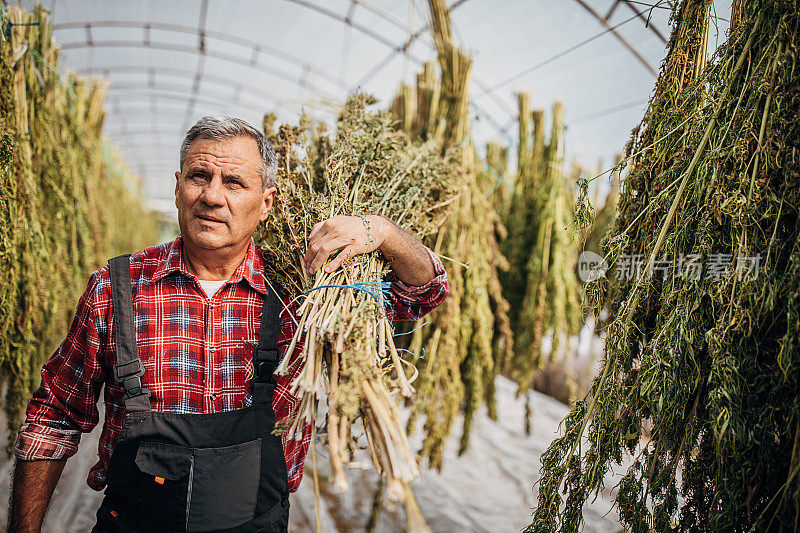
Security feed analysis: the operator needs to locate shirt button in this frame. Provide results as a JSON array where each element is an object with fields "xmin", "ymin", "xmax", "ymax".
[
  {"xmin": 210, "ymin": 303, "xmax": 215, "ymax": 309},
  {"xmin": 210, "ymin": 393, "xmax": 217, "ymax": 401},
  {"xmin": 210, "ymin": 346, "xmax": 216, "ymax": 353}
]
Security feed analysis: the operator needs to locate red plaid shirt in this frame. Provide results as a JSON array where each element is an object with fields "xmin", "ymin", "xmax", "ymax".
[{"xmin": 14, "ymin": 234, "xmax": 449, "ymax": 493}]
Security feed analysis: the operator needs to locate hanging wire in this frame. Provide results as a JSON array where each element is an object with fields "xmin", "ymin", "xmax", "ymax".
[
  {"xmin": 570, "ymin": 97, "xmax": 649, "ymax": 124},
  {"xmin": 491, "ymin": 10, "xmax": 644, "ymax": 91}
]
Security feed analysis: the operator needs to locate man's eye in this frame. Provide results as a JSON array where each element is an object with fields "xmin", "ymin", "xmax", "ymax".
[{"xmin": 228, "ymin": 180, "xmax": 243, "ymax": 188}]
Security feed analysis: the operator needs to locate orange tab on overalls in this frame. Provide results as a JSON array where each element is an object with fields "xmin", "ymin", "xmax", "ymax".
[{"xmin": 155, "ymin": 476, "xmax": 165, "ymax": 484}]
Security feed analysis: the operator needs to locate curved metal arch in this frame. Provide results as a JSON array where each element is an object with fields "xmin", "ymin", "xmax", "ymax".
[
  {"xmin": 102, "ymin": 102, "xmax": 333, "ymax": 135},
  {"xmin": 115, "ymin": 160, "xmax": 180, "ymax": 174},
  {"xmin": 353, "ymin": 0, "xmax": 469, "ymax": 86},
  {"xmin": 58, "ymin": 3, "xmax": 513, "ymax": 146},
  {"xmin": 283, "ymin": 0, "xmax": 408, "ymax": 51},
  {"xmin": 109, "ymin": 137, "xmax": 182, "ymax": 151},
  {"xmin": 105, "ymin": 118, "xmax": 193, "ymax": 134},
  {"xmin": 58, "ymin": 40, "xmax": 342, "ymax": 102},
  {"xmin": 115, "ymin": 163, "xmax": 179, "ymax": 181},
  {"xmin": 113, "ymin": 145, "xmax": 182, "ymax": 159},
  {"xmin": 108, "ymin": 139, "xmax": 180, "ymax": 168},
  {"xmin": 109, "ymin": 82, "xmax": 282, "ymax": 111},
  {"xmin": 104, "ymin": 98, "xmax": 215, "ymax": 117},
  {"xmin": 112, "ymin": 158, "xmax": 176, "ymax": 171},
  {"xmin": 114, "ymin": 157, "xmax": 179, "ymax": 171},
  {"xmin": 103, "ymin": 112, "xmax": 195, "ymax": 130},
  {"xmin": 54, "ymin": 20, "xmax": 348, "ymax": 89},
  {"xmin": 610, "ymin": 1, "xmax": 667, "ymax": 43},
  {"xmin": 105, "ymin": 129, "xmax": 186, "ymax": 139},
  {"xmin": 106, "ymin": 89, "xmax": 253, "ymax": 115},
  {"xmin": 106, "ymin": 80, "xmax": 288, "ymax": 113},
  {"xmin": 101, "ymin": 91, "xmax": 513, "ymax": 154},
  {"xmin": 342, "ymin": 1, "xmax": 515, "ymax": 130},
  {"xmin": 101, "ymin": 87, "xmax": 329, "ymax": 118},
  {"xmin": 573, "ymin": 0, "xmax": 657, "ymax": 76},
  {"xmin": 107, "ymin": 147, "xmax": 178, "ymax": 159},
  {"xmin": 79, "ymin": 65, "xmax": 340, "ymax": 112},
  {"xmin": 102, "ymin": 83, "xmax": 513, "ymax": 150},
  {"xmin": 353, "ymin": 0, "xmax": 433, "ymax": 40}
]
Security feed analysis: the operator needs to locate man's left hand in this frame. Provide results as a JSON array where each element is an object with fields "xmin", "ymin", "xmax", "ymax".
[{"xmin": 304, "ymin": 215, "xmax": 386, "ymax": 275}]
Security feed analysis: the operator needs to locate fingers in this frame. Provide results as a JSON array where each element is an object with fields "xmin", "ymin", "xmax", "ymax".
[
  {"xmin": 304, "ymin": 233, "xmax": 352, "ymax": 275},
  {"xmin": 308, "ymin": 220, "xmax": 325, "ymax": 241},
  {"xmin": 304, "ymin": 216, "xmax": 367, "ymax": 275},
  {"xmin": 305, "ymin": 220, "xmax": 334, "ymax": 274},
  {"xmin": 324, "ymin": 245, "xmax": 360, "ymax": 274},
  {"xmin": 309, "ymin": 215, "xmax": 348, "ymax": 242}
]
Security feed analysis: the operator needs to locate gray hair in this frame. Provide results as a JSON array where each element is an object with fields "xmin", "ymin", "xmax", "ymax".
[{"xmin": 179, "ymin": 115, "xmax": 278, "ymax": 190}]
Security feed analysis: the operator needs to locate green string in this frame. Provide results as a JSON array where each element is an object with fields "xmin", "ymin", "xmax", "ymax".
[{"xmin": 28, "ymin": 47, "xmax": 78, "ymax": 101}]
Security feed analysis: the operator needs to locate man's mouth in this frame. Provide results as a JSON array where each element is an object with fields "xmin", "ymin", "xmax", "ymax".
[{"xmin": 196, "ymin": 214, "xmax": 225, "ymax": 224}]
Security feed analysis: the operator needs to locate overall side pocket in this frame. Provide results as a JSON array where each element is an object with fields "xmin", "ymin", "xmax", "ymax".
[{"xmin": 133, "ymin": 441, "xmax": 192, "ymax": 531}]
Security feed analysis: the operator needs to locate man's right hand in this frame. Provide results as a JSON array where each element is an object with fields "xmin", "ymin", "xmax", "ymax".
[{"xmin": 8, "ymin": 458, "xmax": 67, "ymax": 533}]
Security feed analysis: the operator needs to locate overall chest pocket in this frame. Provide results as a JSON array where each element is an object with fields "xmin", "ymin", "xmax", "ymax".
[
  {"xmin": 135, "ymin": 438, "xmax": 263, "ymax": 532},
  {"xmin": 187, "ymin": 439, "xmax": 262, "ymax": 531}
]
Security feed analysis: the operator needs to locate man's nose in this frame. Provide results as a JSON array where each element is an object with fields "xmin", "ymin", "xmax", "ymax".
[{"xmin": 200, "ymin": 175, "xmax": 225, "ymax": 206}]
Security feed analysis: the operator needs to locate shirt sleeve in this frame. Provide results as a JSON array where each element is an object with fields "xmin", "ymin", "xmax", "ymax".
[
  {"xmin": 13, "ymin": 269, "xmax": 109, "ymax": 461},
  {"xmin": 384, "ymin": 246, "xmax": 450, "ymax": 321}
]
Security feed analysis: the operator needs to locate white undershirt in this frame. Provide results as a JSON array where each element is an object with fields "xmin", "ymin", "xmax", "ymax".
[{"xmin": 198, "ymin": 279, "xmax": 227, "ymax": 298}]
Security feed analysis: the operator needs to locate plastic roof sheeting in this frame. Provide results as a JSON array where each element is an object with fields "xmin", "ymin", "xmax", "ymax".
[{"xmin": 18, "ymin": 0, "xmax": 730, "ymax": 217}]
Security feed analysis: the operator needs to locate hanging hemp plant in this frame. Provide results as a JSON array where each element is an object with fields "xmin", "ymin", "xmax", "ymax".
[
  {"xmin": 501, "ymin": 94, "xmax": 582, "ymax": 432},
  {"xmin": 529, "ymin": 0, "xmax": 800, "ymax": 531},
  {"xmin": 0, "ymin": 4, "xmax": 158, "ymax": 454},
  {"xmin": 390, "ymin": 0, "xmax": 513, "ymax": 465},
  {"xmin": 481, "ymin": 141, "xmax": 514, "ymax": 390},
  {"xmin": 582, "ymin": 155, "xmax": 620, "ymax": 260},
  {"xmin": 501, "ymin": 92, "xmax": 545, "ymax": 332},
  {"xmin": 484, "ymin": 140, "xmax": 511, "ymax": 222}
]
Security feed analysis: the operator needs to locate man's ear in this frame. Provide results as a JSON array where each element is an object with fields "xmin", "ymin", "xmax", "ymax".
[
  {"xmin": 259, "ymin": 186, "xmax": 277, "ymax": 222},
  {"xmin": 174, "ymin": 171, "xmax": 180, "ymax": 210}
]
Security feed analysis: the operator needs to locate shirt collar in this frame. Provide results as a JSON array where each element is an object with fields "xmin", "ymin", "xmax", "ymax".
[{"xmin": 151, "ymin": 234, "xmax": 269, "ymax": 295}]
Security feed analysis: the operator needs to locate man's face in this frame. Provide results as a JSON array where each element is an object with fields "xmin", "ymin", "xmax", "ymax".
[{"xmin": 175, "ymin": 135, "xmax": 276, "ymax": 253}]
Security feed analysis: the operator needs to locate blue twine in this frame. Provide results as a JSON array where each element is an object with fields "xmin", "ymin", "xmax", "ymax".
[
  {"xmin": 396, "ymin": 347, "xmax": 425, "ymax": 359},
  {"xmin": 303, "ymin": 281, "xmax": 391, "ymax": 307},
  {"xmin": 392, "ymin": 320, "xmax": 430, "ymax": 337},
  {"xmin": 373, "ymin": 321, "xmax": 427, "ymax": 360}
]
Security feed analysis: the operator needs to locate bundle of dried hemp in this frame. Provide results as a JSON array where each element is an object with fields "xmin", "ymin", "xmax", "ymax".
[{"xmin": 254, "ymin": 93, "xmax": 457, "ymax": 528}]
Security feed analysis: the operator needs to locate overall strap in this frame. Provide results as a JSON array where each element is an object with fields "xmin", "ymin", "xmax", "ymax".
[
  {"xmin": 108, "ymin": 254, "xmax": 151, "ymax": 413},
  {"xmin": 251, "ymin": 278, "xmax": 283, "ymax": 406}
]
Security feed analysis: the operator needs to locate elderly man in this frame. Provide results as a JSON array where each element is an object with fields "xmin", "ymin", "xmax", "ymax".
[{"xmin": 9, "ymin": 116, "xmax": 449, "ymax": 532}]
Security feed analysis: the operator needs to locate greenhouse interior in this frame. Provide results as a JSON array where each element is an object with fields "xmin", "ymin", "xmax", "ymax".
[{"xmin": 1, "ymin": 0, "xmax": 798, "ymax": 532}]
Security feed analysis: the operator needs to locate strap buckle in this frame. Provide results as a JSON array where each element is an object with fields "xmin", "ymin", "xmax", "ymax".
[
  {"xmin": 113, "ymin": 359, "xmax": 148, "ymax": 398},
  {"xmin": 253, "ymin": 349, "xmax": 279, "ymax": 382},
  {"xmin": 122, "ymin": 375, "xmax": 146, "ymax": 397},
  {"xmin": 113, "ymin": 359, "xmax": 144, "ymax": 382}
]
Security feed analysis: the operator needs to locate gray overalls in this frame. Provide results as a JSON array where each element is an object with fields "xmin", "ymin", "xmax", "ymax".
[{"xmin": 91, "ymin": 254, "xmax": 290, "ymax": 532}]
